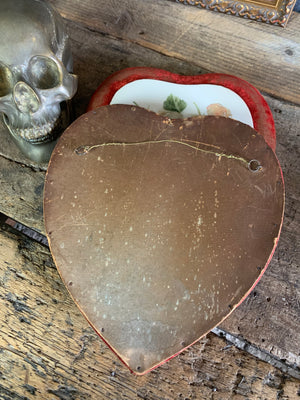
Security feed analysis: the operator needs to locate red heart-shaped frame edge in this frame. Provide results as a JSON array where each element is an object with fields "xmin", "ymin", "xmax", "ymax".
[{"xmin": 87, "ymin": 67, "xmax": 276, "ymax": 151}]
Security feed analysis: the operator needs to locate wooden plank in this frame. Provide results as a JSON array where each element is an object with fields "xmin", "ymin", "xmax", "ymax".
[
  {"xmin": 0, "ymin": 21, "xmax": 299, "ymax": 369},
  {"xmin": 0, "ymin": 122, "xmax": 45, "ymax": 233},
  {"xmin": 0, "ymin": 224, "xmax": 299, "ymax": 399},
  {"xmin": 48, "ymin": 0, "xmax": 300, "ymax": 105}
]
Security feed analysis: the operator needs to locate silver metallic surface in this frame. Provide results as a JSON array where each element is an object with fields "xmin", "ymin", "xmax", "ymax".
[{"xmin": 0, "ymin": 0, "xmax": 77, "ymax": 161}]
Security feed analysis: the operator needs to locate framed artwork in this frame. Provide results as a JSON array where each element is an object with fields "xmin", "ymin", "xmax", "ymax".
[{"xmin": 176, "ymin": 0, "xmax": 297, "ymax": 27}]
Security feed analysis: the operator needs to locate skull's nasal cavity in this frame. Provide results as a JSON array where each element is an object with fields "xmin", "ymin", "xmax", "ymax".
[{"xmin": 13, "ymin": 81, "xmax": 40, "ymax": 114}]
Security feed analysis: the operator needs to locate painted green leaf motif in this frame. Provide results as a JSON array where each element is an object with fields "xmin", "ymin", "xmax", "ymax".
[{"xmin": 163, "ymin": 94, "xmax": 187, "ymax": 113}]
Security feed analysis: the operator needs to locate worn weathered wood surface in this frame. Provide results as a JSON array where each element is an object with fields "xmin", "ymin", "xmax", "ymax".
[
  {"xmin": 0, "ymin": 18, "xmax": 299, "ymax": 373},
  {"xmin": 0, "ymin": 2, "xmax": 299, "ymax": 397},
  {"xmin": 48, "ymin": 0, "xmax": 300, "ymax": 105},
  {"xmin": 0, "ymin": 224, "xmax": 299, "ymax": 399}
]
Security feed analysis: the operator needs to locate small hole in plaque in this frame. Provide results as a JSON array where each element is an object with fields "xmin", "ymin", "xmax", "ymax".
[
  {"xmin": 248, "ymin": 159, "xmax": 262, "ymax": 173},
  {"xmin": 75, "ymin": 145, "xmax": 89, "ymax": 155}
]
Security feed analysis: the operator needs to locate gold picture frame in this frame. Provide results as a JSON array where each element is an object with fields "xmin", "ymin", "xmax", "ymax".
[{"xmin": 176, "ymin": 0, "xmax": 296, "ymax": 27}]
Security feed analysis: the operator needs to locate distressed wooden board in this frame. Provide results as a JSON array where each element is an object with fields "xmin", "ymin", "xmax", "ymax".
[
  {"xmin": 0, "ymin": 121, "xmax": 45, "ymax": 233},
  {"xmin": 48, "ymin": 0, "xmax": 300, "ymax": 105},
  {"xmin": 0, "ymin": 20, "xmax": 299, "ymax": 370},
  {"xmin": 0, "ymin": 224, "xmax": 299, "ymax": 399},
  {"xmin": 66, "ymin": 21, "xmax": 209, "ymax": 118}
]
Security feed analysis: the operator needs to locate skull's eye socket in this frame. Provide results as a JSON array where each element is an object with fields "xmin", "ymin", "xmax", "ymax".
[
  {"xmin": 28, "ymin": 56, "xmax": 61, "ymax": 89},
  {"xmin": 0, "ymin": 64, "xmax": 13, "ymax": 96}
]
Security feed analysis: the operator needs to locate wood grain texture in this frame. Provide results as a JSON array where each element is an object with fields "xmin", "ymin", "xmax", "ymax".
[
  {"xmin": 0, "ymin": 122, "xmax": 45, "ymax": 233},
  {"xmin": 0, "ymin": 19, "xmax": 299, "ymax": 378},
  {"xmin": 0, "ymin": 1, "xmax": 299, "ymax": 396},
  {"xmin": 48, "ymin": 0, "xmax": 300, "ymax": 105},
  {"xmin": 0, "ymin": 224, "xmax": 299, "ymax": 399}
]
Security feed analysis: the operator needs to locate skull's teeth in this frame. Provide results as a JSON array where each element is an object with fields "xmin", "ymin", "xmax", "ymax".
[{"xmin": 15, "ymin": 120, "xmax": 56, "ymax": 141}]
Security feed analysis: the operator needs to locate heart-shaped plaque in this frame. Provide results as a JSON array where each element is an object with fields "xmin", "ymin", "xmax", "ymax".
[{"xmin": 44, "ymin": 105, "xmax": 284, "ymax": 374}]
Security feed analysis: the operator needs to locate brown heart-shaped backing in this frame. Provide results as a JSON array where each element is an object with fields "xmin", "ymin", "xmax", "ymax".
[{"xmin": 44, "ymin": 105, "xmax": 284, "ymax": 374}]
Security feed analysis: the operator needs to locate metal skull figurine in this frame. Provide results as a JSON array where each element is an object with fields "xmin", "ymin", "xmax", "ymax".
[{"xmin": 0, "ymin": 0, "xmax": 77, "ymax": 147}]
